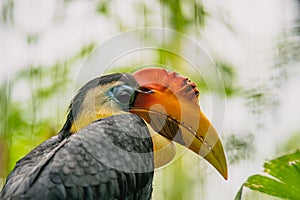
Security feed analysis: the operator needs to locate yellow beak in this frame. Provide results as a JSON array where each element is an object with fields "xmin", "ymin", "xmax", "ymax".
[{"xmin": 130, "ymin": 68, "xmax": 228, "ymax": 180}]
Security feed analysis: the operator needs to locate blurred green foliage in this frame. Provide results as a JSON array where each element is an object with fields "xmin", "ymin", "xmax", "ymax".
[
  {"xmin": 0, "ymin": 43, "xmax": 95, "ymax": 179},
  {"xmin": 97, "ymin": 1, "xmax": 110, "ymax": 14},
  {"xmin": 216, "ymin": 61, "xmax": 238, "ymax": 96},
  {"xmin": 0, "ymin": 0, "xmax": 14, "ymax": 24},
  {"xmin": 279, "ymin": 131, "xmax": 300, "ymax": 153},
  {"xmin": 225, "ymin": 134, "xmax": 255, "ymax": 165}
]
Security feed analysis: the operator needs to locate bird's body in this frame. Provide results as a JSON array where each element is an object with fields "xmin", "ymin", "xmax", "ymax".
[
  {"xmin": 1, "ymin": 114, "xmax": 153, "ymax": 200},
  {"xmin": 0, "ymin": 68, "xmax": 228, "ymax": 200}
]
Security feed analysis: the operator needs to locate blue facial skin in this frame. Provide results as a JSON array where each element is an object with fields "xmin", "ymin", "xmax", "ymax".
[{"xmin": 108, "ymin": 85, "xmax": 136, "ymax": 111}]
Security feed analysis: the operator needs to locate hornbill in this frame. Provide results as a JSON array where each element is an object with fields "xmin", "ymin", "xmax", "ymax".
[{"xmin": 0, "ymin": 68, "xmax": 227, "ymax": 199}]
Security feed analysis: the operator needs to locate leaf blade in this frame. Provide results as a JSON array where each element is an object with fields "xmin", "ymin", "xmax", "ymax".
[{"xmin": 236, "ymin": 149, "xmax": 300, "ymax": 200}]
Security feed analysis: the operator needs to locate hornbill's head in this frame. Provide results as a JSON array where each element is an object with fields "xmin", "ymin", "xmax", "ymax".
[{"xmin": 65, "ymin": 67, "xmax": 228, "ymax": 180}]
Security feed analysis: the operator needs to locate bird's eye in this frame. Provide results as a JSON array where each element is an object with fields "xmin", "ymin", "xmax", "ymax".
[{"xmin": 112, "ymin": 85, "xmax": 135, "ymax": 105}]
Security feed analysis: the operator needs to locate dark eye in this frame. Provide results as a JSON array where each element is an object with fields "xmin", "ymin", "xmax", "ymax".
[{"xmin": 112, "ymin": 85, "xmax": 135, "ymax": 105}]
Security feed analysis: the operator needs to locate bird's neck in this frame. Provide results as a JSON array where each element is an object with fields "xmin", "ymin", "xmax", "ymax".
[{"xmin": 62, "ymin": 108, "xmax": 126, "ymax": 134}]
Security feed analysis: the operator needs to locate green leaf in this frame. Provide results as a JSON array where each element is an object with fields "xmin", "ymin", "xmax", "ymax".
[
  {"xmin": 236, "ymin": 150, "xmax": 300, "ymax": 200},
  {"xmin": 234, "ymin": 186, "xmax": 243, "ymax": 200}
]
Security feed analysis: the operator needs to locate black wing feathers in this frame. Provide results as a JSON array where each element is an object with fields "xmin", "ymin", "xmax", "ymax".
[{"xmin": 0, "ymin": 114, "xmax": 154, "ymax": 200}]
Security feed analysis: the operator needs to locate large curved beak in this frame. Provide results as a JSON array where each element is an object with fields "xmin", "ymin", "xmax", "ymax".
[{"xmin": 130, "ymin": 68, "xmax": 228, "ymax": 180}]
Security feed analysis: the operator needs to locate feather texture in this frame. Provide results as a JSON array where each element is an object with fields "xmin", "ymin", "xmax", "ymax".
[{"xmin": 0, "ymin": 114, "xmax": 154, "ymax": 200}]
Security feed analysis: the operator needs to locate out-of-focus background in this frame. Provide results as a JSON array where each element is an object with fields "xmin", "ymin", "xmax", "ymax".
[{"xmin": 0, "ymin": 0, "xmax": 300, "ymax": 199}]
